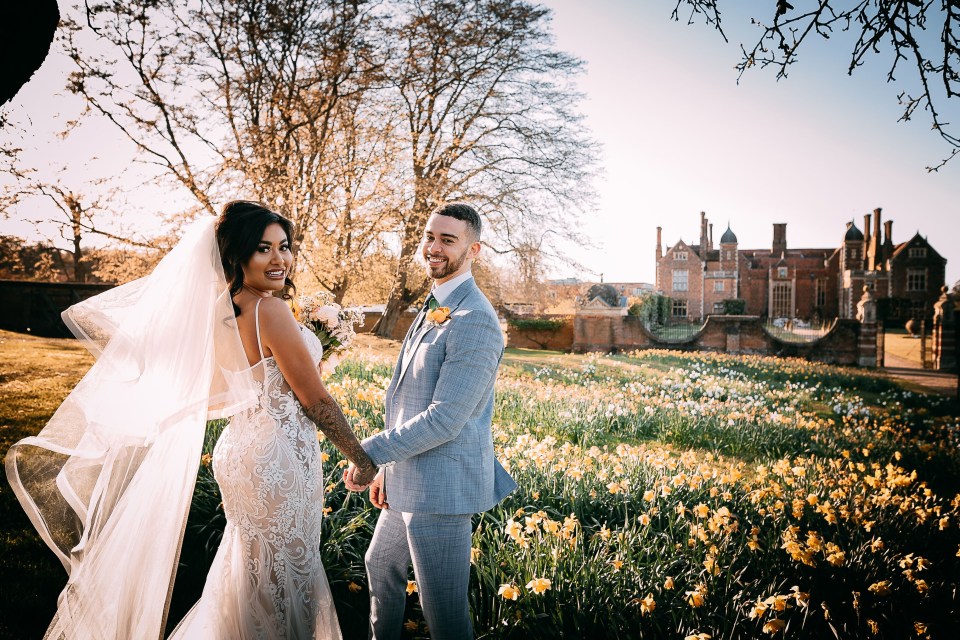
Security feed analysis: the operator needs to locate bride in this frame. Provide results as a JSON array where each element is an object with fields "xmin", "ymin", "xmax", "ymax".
[{"xmin": 5, "ymin": 201, "xmax": 378, "ymax": 639}]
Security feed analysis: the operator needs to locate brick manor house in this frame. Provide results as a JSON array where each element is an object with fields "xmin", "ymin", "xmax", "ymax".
[{"xmin": 655, "ymin": 209, "xmax": 946, "ymax": 323}]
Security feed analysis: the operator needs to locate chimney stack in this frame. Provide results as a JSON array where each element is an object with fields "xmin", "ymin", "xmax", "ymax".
[
  {"xmin": 700, "ymin": 211, "xmax": 708, "ymax": 254},
  {"xmin": 883, "ymin": 220, "xmax": 894, "ymax": 268},
  {"xmin": 772, "ymin": 223, "xmax": 787, "ymax": 255},
  {"xmin": 656, "ymin": 226, "xmax": 663, "ymax": 260},
  {"xmin": 869, "ymin": 208, "xmax": 882, "ymax": 270},
  {"xmin": 863, "ymin": 212, "xmax": 872, "ymax": 258}
]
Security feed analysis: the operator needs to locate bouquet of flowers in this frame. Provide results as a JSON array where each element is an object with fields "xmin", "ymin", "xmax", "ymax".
[{"xmin": 293, "ymin": 291, "xmax": 365, "ymax": 374}]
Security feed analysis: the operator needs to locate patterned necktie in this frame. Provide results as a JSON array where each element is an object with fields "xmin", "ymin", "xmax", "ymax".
[{"xmin": 419, "ymin": 293, "xmax": 436, "ymax": 326}]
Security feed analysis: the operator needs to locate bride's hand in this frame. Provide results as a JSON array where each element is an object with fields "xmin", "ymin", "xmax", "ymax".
[
  {"xmin": 343, "ymin": 463, "xmax": 376, "ymax": 490},
  {"xmin": 342, "ymin": 465, "xmax": 366, "ymax": 491}
]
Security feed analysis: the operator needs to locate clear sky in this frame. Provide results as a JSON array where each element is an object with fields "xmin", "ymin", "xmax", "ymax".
[
  {"xmin": 2, "ymin": 0, "xmax": 958, "ymax": 288},
  {"xmin": 540, "ymin": 0, "xmax": 959, "ymax": 287}
]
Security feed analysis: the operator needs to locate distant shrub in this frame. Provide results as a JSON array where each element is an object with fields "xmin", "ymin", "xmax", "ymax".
[
  {"xmin": 721, "ymin": 298, "xmax": 747, "ymax": 315},
  {"xmin": 584, "ymin": 283, "xmax": 620, "ymax": 307},
  {"xmin": 508, "ymin": 317, "xmax": 565, "ymax": 332},
  {"xmin": 628, "ymin": 293, "xmax": 671, "ymax": 324}
]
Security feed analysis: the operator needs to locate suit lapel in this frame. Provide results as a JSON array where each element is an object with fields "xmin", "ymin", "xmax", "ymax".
[
  {"xmin": 402, "ymin": 304, "xmax": 428, "ymax": 345},
  {"xmin": 397, "ymin": 323, "xmax": 434, "ymax": 382},
  {"xmin": 388, "ymin": 304, "xmax": 427, "ymax": 394},
  {"xmin": 395, "ymin": 279, "xmax": 477, "ymax": 387}
]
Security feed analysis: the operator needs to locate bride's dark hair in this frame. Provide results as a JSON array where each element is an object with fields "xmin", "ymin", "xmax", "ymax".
[{"xmin": 216, "ymin": 200, "xmax": 296, "ymax": 317}]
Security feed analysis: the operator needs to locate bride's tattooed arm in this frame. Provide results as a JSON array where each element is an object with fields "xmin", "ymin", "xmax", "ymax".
[{"xmin": 303, "ymin": 397, "xmax": 378, "ymax": 485}]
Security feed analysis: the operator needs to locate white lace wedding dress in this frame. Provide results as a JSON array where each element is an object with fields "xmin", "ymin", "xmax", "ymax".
[{"xmin": 171, "ymin": 300, "xmax": 341, "ymax": 639}]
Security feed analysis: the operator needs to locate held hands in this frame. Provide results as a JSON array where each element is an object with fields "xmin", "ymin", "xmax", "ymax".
[
  {"xmin": 343, "ymin": 462, "xmax": 377, "ymax": 490},
  {"xmin": 342, "ymin": 466, "xmax": 388, "ymax": 509}
]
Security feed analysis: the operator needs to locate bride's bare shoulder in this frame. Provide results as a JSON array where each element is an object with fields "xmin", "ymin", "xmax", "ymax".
[
  {"xmin": 256, "ymin": 295, "xmax": 293, "ymax": 315},
  {"xmin": 256, "ymin": 296, "xmax": 298, "ymax": 332}
]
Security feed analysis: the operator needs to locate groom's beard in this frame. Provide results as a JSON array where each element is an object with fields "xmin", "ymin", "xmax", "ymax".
[{"xmin": 424, "ymin": 248, "xmax": 469, "ymax": 281}]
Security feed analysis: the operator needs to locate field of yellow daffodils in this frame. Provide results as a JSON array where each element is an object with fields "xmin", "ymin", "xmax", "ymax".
[{"xmin": 186, "ymin": 349, "xmax": 960, "ymax": 639}]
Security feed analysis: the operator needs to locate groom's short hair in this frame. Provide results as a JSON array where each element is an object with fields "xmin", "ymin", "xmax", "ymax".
[{"xmin": 433, "ymin": 202, "xmax": 481, "ymax": 241}]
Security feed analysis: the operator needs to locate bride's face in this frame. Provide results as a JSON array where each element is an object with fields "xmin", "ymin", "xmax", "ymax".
[{"xmin": 242, "ymin": 223, "xmax": 292, "ymax": 293}]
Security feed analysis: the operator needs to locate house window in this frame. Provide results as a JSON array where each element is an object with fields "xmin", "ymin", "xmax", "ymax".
[
  {"xmin": 850, "ymin": 248, "xmax": 860, "ymax": 260},
  {"xmin": 713, "ymin": 302, "xmax": 725, "ymax": 314},
  {"xmin": 726, "ymin": 251, "xmax": 735, "ymax": 260},
  {"xmin": 673, "ymin": 270, "xmax": 688, "ymax": 292},
  {"xmin": 777, "ymin": 267, "xmax": 788, "ymax": 278},
  {"xmin": 714, "ymin": 281, "xmax": 725, "ymax": 292},
  {"xmin": 815, "ymin": 278, "xmax": 827, "ymax": 307},
  {"xmin": 675, "ymin": 251, "xmax": 688, "ymax": 261},
  {"xmin": 772, "ymin": 282, "xmax": 792, "ymax": 318},
  {"xmin": 672, "ymin": 299, "xmax": 687, "ymax": 318},
  {"xmin": 909, "ymin": 247, "xmax": 927, "ymax": 259},
  {"xmin": 907, "ymin": 268, "xmax": 927, "ymax": 292}
]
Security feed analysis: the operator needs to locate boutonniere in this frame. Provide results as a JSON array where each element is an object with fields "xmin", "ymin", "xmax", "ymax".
[{"xmin": 425, "ymin": 297, "xmax": 451, "ymax": 326}]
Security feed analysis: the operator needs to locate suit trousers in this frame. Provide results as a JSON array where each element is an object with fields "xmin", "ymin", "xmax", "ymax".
[{"xmin": 365, "ymin": 508, "xmax": 473, "ymax": 640}]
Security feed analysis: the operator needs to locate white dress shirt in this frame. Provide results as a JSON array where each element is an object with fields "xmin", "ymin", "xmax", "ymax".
[{"xmin": 430, "ymin": 271, "xmax": 473, "ymax": 306}]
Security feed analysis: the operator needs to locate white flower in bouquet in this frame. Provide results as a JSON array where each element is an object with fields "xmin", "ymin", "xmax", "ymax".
[
  {"xmin": 324, "ymin": 351, "xmax": 342, "ymax": 374},
  {"xmin": 293, "ymin": 292, "xmax": 365, "ymax": 373},
  {"xmin": 310, "ymin": 305, "xmax": 341, "ymax": 327}
]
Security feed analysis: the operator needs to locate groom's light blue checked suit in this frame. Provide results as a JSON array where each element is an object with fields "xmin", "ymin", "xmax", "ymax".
[{"xmin": 361, "ymin": 275, "xmax": 516, "ymax": 640}]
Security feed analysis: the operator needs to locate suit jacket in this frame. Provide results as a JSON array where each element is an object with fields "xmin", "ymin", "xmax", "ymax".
[{"xmin": 363, "ymin": 278, "xmax": 517, "ymax": 514}]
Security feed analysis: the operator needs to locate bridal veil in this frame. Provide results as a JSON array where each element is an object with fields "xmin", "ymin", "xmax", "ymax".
[{"xmin": 5, "ymin": 216, "xmax": 258, "ymax": 638}]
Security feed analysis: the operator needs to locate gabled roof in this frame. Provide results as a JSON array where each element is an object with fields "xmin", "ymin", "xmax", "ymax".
[
  {"xmin": 666, "ymin": 239, "xmax": 704, "ymax": 262},
  {"xmin": 890, "ymin": 233, "xmax": 947, "ymax": 263},
  {"xmin": 583, "ymin": 296, "xmax": 616, "ymax": 309}
]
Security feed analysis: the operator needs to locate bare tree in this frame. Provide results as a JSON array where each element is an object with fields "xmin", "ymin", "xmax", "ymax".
[
  {"xmin": 499, "ymin": 238, "xmax": 554, "ymax": 312},
  {"xmin": 83, "ymin": 244, "xmax": 165, "ymax": 284},
  {"xmin": 673, "ymin": 0, "xmax": 960, "ymax": 170},
  {"xmin": 297, "ymin": 91, "xmax": 406, "ymax": 302},
  {"xmin": 1, "ymin": 156, "xmax": 155, "ymax": 282},
  {"xmin": 58, "ymin": 0, "xmax": 596, "ymax": 316},
  {"xmin": 66, "ymin": 0, "xmax": 388, "ymax": 257},
  {"xmin": 373, "ymin": 0, "xmax": 599, "ymax": 337}
]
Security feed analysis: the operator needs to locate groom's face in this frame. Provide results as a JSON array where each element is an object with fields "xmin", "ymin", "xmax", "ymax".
[{"xmin": 421, "ymin": 214, "xmax": 481, "ymax": 284}]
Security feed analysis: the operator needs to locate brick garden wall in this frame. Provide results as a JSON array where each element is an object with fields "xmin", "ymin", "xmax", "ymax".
[
  {"xmin": 355, "ymin": 310, "xmax": 417, "ymax": 341},
  {"xmin": 505, "ymin": 316, "xmax": 575, "ymax": 351},
  {"xmin": 0, "ymin": 280, "xmax": 115, "ymax": 337},
  {"xmin": 567, "ymin": 314, "xmax": 862, "ymax": 366}
]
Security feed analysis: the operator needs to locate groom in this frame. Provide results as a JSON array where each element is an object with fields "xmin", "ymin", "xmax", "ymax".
[{"xmin": 345, "ymin": 202, "xmax": 516, "ymax": 639}]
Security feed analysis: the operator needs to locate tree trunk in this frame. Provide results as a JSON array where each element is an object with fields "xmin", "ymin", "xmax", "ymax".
[
  {"xmin": 331, "ymin": 278, "xmax": 348, "ymax": 305},
  {"xmin": 374, "ymin": 213, "xmax": 428, "ymax": 338},
  {"xmin": 374, "ymin": 287, "xmax": 411, "ymax": 340},
  {"xmin": 68, "ymin": 194, "xmax": 85, "ymax": 282}
]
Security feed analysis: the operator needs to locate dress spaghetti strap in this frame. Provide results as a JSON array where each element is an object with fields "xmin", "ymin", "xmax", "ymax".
[{"xmin": 254, "ymin": 298, "xmax": 266, "ymax": 361}]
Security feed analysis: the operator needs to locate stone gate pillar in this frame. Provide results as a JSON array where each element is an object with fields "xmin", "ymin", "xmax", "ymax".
[
  {"xmin": 855, "ymin": 286, "xmax": 878, "ymax": 367},
  {"xmin": 932, "ymin": 286, "xmax": 957, "ymax": 371}
]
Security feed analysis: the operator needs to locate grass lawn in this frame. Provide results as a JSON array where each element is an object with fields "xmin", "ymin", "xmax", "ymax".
[{"xmin": 0, "ymin": 331, "xmax": 93, "ymax": 638}]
